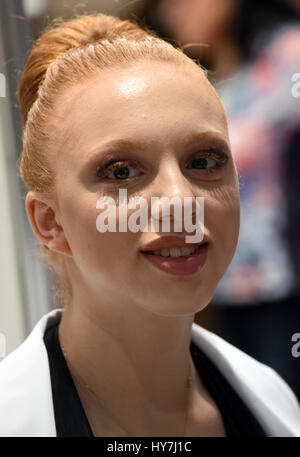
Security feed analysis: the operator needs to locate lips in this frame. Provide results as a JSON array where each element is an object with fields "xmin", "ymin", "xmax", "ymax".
[
  {"xmin": 139, "ymin": 234, "xmax": 209, "ymax": 253},
  {"xmin": 139, "ymin": 235, "xmax": 209, "ymax": 276}
]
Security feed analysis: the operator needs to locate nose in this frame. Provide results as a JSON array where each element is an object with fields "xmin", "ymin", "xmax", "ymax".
[
  {"xmin": 154, "ymin": 156, "xmax": 195, "ymax": 201},
  {"xmin": 150, "ymin": 157, "xmax": 203, "ymax": 235}
]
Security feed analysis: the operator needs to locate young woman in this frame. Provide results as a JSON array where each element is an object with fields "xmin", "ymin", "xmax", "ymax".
[
  {"xmin": 149, "ymin": 0, "xmax": 300, "ymax": 399},
  {"xmin": 0, "ymin": 12, "xmax": 299, "ymax": 437}
]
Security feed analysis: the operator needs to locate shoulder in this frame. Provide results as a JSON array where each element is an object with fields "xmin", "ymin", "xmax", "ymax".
[
  {"xmin": 191, "ymin": 322, "xmax": 300, "ymax": 437},
  {"xmin": 0, "ymin": 309, "xmax": 61, "ymax": 436}
]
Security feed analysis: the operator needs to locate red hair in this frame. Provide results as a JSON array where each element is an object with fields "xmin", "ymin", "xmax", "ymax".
[{"xmin": 16, "ymin": 12, "xmax": 207, "ymax": 308}]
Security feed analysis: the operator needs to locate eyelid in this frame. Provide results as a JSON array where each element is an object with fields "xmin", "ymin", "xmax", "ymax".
[
  {"xmin": 96, "ymin": 158, "xmax": 143, "ymax": 179},
  {"xmin": 185, "ymin": 149, "xmax": 229, "ymax": 167},
  {"xmin": 95, "ymin": 147, "xmax": 229, "ymax": 180}
]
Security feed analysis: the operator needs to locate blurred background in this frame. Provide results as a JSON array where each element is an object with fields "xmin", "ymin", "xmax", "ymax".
[{"xmin": 0, "ymin": 0, "xmax": 299, "ymax": 399}]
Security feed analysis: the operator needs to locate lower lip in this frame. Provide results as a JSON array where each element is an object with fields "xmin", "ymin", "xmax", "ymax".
[{"xmin": 140, "ymin": 244, "xmax": 208, "ymax": 276}]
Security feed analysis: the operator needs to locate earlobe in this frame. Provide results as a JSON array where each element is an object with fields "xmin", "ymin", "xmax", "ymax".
[
  {"xmin": 25, "ymin": 191, "xmax": 72, "ymax": 257},
  {"xmin": 47, "ymin": 231, "xmax": 73, "ymax": 257}
]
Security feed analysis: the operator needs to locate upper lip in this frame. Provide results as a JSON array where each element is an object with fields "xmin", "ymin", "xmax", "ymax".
[{"xmin": 140, "ymin": 235, "xmax": 209, "ymax": 252}]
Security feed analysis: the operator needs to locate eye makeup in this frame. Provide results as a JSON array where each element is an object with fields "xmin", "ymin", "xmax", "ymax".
[
  {"xmin": 95, "ymin": 148, "xmax": 229, "ymax": 182},
  {"xmin": 96, "ymin": 158, "xmax": 144, "ymax": 179},
  {"xmin": 186, "ymin": 148, "xmax": 229, "ymax": 166}
]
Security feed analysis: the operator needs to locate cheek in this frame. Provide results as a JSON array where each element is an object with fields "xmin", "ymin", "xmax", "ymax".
[
  {"xmin": 62, "ymin": 193, "xmax": 139, "ymax": 277},
  {"xmin": 57, "ymin": 190, "xmax": 104, "ymax": 263},
  {"xmin": 205, "ymin": 183, "xmax": 240, "ymax": 267}
]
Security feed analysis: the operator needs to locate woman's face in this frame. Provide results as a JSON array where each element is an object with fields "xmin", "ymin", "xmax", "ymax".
[{"xmin": 50, "ymin": 60, "xmax": 239, "ymax": 315}]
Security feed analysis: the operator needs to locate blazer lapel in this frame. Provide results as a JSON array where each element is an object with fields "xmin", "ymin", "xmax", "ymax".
[
  {"xmin": 0, "ymin": 307, "xmax": 299, "ymax": 437},
  {"xmin": 191, "ymin": 322, "xmax": 300, "ymax": 437},
  {"xmin": 0, "ymin": 308, "xmax": 60, "ymax": 436}
]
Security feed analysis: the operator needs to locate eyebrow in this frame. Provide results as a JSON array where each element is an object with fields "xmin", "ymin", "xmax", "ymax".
[
  {"xmin": 83, "ymin": 130, "xmax": 230, "ymax": 171},
  {"xmin": 181, "ymin": 130, "xmax": 230, "ymax": 149}
]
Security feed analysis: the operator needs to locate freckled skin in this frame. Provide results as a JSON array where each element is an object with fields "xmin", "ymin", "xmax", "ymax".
[{"xmin": 25, "ymin": 60, "xmax": 240, "ymax": 436}]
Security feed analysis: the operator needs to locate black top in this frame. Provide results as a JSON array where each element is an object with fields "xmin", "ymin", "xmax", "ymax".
[{"xmin": 43, "ymin": 319, "xmax": 267, "ymax": 437}]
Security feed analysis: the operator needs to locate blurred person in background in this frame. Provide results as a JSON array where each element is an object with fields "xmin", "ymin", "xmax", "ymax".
[{"xmin": 145, "ymin": 0, "xmax": 300, "ymax": 399}]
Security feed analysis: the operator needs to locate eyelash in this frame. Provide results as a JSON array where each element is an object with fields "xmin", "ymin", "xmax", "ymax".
[
  {"xmin": 96, "ymin": 158, "xmax": 143, "ymax": 180},
  {"xmin": 186, "ymin": 150, "xmax": 228, "ymax": 174},
  {"xmin": 96, "ymin": 150, "xmax": 228, "ymax": 181}
]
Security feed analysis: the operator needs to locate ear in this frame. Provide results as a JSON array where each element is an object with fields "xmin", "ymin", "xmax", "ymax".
[{"xmin": 25, "ymin": 191, "xmax": 72, "ymax": 257}]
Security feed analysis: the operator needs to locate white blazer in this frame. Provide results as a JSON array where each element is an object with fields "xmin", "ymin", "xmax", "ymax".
[{"xmin": 0, "ymin": 307, "xmax": 299, "ymax": 437}]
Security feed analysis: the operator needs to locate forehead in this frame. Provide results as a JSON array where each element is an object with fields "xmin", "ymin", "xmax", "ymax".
[{"xmin": 52, "ymin": 61, "xmax": 228, "ymax": 160}]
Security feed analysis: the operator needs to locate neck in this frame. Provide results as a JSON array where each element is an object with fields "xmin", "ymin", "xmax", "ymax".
[{"xmin": 58, "ymin": 292, "xmax": 198, "ymax": 435}]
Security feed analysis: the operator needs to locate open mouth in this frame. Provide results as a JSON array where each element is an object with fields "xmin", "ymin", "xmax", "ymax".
[
  {"xmin": 140, "ymin": 242, "xmax": 209, "ymax": 276},
  {"xmin": 141, "ymin": 244, "xmax": 203, "ymax": 258}
]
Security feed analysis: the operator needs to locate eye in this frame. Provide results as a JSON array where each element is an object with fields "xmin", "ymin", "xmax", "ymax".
[
  {"xmin": 186, "ymin": 149, "xmax": 229, "ymax": 174},
  {"xmin": 189, "ymin": 157, "xmax": 217, "ymax": 170},
  {"xmin": 96, "ymin": 159, "xmax": 143, "ymax": 181},
  {"xmin": 107, "ymin": 164, "xmax": 137, "ymax": 180}
]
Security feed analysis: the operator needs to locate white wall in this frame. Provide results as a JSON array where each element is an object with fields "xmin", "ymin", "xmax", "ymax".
[{"xmin": 0, "ymin": 86, "xmax": 27, "ymax": 358}]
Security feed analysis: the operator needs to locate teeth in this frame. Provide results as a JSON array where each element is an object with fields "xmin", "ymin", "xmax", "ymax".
[
  {"xmin": 170, "ymin": 247, "xmax": 181, "ymax": 257},
  {"xmin": 151, "ymin": 245, "xmax": 200, "ymax": 257},
  {"xmin": 160, "ymin": 248, "xmax": 171, "ymax": 257},
  {"xmin": 181, "ymin": 246, "xmax": 193, "ymax": 256}
]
